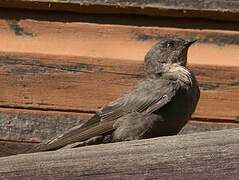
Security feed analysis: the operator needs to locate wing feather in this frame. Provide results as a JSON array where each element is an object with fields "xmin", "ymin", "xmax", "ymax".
[{"xmin": 28, "ymin": 78, "xmax": 178, "ymax": 152}]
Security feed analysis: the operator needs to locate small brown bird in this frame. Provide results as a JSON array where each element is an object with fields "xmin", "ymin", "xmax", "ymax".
[{"xmin": 28, "ymin": 36, "xmax": 200, "ymax": 152}]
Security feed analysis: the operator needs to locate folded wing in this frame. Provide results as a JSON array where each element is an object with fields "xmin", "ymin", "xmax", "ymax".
[{"xmin": 29, "ymin": 78, "xmax": 178, "ymax": 152}]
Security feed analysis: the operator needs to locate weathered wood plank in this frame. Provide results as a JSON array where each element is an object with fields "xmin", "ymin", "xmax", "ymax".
[
  {"xmin": 0, "ymin": 53, "xmax": 239, "ymax": 121},
  {"xmin": 180, "ymin": 120, "xmax": 239, "ymax": 135},
  {"xmin": 1, "ymin": 107, "xmax": 238, "ymax": 144},
  {"xmin": 1, "ymin": 109, "xmax": 238, "ymax": 157},
  {"xmin": 0, "ymin": 140, "xmax": 36, "ymax": 157},
  {"xmin": 0, "ymin": 108, "xmax": 90, "ymax": 142},
  {"xmin": 0, "ymin": 0, "xmax": 239, "ymax": 22},
  {"xmin": 0, "ymin": 128, "xmax": 239, "ymax": 179},
  {"xmin": 1, "ymin": 115, "xmax": 237, "ymax": 157},
  {"xmin": 1, "ymin": 8, "xmax": 239, "ymax": 31},
  {"xmin": 0, "ymin": 11, "xmax": 238, "ymax": 121},
  {"xmin": 1, "ymin": 18, "xmax": 239, "ymax": 66}
]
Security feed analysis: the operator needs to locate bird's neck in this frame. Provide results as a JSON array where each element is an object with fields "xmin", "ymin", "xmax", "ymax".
[{"xmin": 147, "ymin": 63, "xmax": 193, "ymax": 85}]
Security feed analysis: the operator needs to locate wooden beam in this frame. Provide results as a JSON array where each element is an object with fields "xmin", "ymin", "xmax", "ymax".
[
  {"xmin": 0, "ymin": 128, "xmax": 238, "ymax": 179},
  {"xmin": 1, "ymin": 120, "xmax": 238, "ymax": 157},
  {"xmin": 0, "ymin": 9, "xmax": 238, "ymax": 122},
  {"xmin": 0, "ymin": 140, "xmax": 36, "ymax": 157},
  {"xmin": 1, "ymin": 53, "xmax": 239, "ymax": 121},
  {"xmin": 0, "ymin": 108, "xmax": 90, "ymax": 142},
  {"xmin": 0, "ymin": 0, "xmax": 239, "ymax": 22},
  {"xmin": 1, "ymin": 16, "xmax": 239, "ymax": 65},
  {"xmin": 0, "ymin": 107, "xmax": 237, "ymax": 143},
  {"xmin": 0, "ymin": 107, "xmax": 238, "ymax": 158}
]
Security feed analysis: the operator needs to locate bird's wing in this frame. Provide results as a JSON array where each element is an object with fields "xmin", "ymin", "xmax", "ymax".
[
  {"xmin": 28, "ymin": 78, "xmax": 178, "ymax": 152},
  {"xmin": 100, "ymin": 78, "xmax": 177, "ymax": 118},
  {"xmin": 80, "ymin": 78, "xmax": 177, "ymax": 127}
]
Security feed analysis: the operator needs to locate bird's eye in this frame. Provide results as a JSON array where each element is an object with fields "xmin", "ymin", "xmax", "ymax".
[{"xmin": 167, "ymin": 42, "xmax": 175, "ymax": 48}]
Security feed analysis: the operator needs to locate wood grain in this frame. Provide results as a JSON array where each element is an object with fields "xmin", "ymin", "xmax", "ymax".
[
  {"xmin": 0, "ymin": 140, "xmax": 36, "ymax": 157},
  {"xmin": 0, "ymin": 106, "xmax": 238, "ymax": 158},
  {"xmin": 0, "ymin": 8, "xmax": 238, "ymax": 121},
  {"xmin": 0, "ymin": 3, "xmax": 239, "ymax": 163},
  {"xmin": 0, "ymin": 53, "xmax": 239, "ymax": 121},
  {"xmin": 1, "ymin": 106, "xmax": 238, "ymax": 142},
  {"xmin": 0, "ymin": 108, "xmax": 90, "ymax": 142},
  {"xmin": 0, "ymin": 128, "xmax": 239, "ymax": 179},
  {"xmin": 1, "ymin": 18, "xmax": 239, "ymax": 66},
  {"xmin": 0, "ymin": 0, "xmax": 239, "ymax": 22},
  {"xmin": 1, "ymin": 116, "xmax": 237, "ymax": 157}
]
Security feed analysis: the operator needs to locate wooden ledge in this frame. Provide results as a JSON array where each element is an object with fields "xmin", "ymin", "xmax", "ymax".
[{"xmin": 0, "ymin": 128, "xmax": 238, "ymax": 179}]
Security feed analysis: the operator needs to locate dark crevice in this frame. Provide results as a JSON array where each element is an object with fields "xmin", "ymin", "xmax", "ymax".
[
  {"xmin": 1, "ymin": 8, "xmax": 239, "ymax": 32},
  {"xmin": 0, "ymin": 56, "xmax": 100, "ymax": 74},
  {"xmin": 229, "ymin": 82, "xmax": 239, "ymax": 87},
  {"xmin": 0, "ymin": 105, "xmax": 97, "ymax": 114},
  {"xmin": 0, "ymin": 56, "xmax": 143, "ymax": 77},
  {"xmin": 191, "ymin": 117, "xmax": 239, "ymax": 125},
  {"xmin": 0, "ymin": 139, "xmax": 39, "ymax": 144},
  {"xmin": 6, "ymin": 19, "xmax": 34, "ymax": 37},
  {"xmin": 199, "ymin": 83, "xmax": 220, "ymax": 90}
]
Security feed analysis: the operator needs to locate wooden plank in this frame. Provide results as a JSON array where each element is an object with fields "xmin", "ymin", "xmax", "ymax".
[
  {"xmin": 0, "ymin": 18, "xmax": 239, "ymax": 66},
  {"xmin": 0, "ymin": 53, "xmax": 239, "ymax": 121},
  {"xmin": 0, "ymin": 108, "xmax": 238, "ymax": 157},
  {"xmin": 180, "ymin": 120, "xmax": 239, "ymax": 135},
  {"xmin": 0, "ymin": 108, "xmax": 90, "ymax": 142},
  {"xmin": 1, "ymin": 107, "xmax": 238, "ymax": 143},
  {"xmin": 1, "ymin": 8, "xmax": 239, "ymax": 32},
  {"xmin": 0, "ymin": 0, "xmax": 239, "ymax": 22},
  {"xmin": 0, "ymin": 9, "xmax": 238, "ymax": 121},
  {"xmin": 0, "ymin": 122, "xmax": 238, "ymax": 158},
  {"xmin": 0, "ymin": 128, "xmax": 239, "ymax": 179},
  {"xmin": 0, "ymin": 140, "xmax": 36, "ymax": 157},
  {"xmin": 1, "ymin": 115, "xmax": 238, "ymax": 157}
]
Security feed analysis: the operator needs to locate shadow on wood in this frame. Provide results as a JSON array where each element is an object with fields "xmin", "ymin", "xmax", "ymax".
[
  {"xmin": 1, "ymin": 0, "xmax": 239, "ymax": 22},
  {"xmin": 0, "ymin": 128, "xmax": 238, "ymax": 179}
]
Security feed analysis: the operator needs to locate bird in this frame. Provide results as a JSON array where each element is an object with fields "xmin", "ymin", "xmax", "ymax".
[{"xmin": 27, "ymin": 36, "xmax": 200, "ymax": 152}]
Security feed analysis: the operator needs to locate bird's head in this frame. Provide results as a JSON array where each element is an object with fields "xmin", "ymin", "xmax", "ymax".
[{"xmin": 144, "ymin": 37, "xmax": 196, "ymax": 74}]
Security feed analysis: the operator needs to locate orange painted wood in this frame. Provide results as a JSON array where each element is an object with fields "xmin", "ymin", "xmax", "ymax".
[
  {"xmin": 0, "ymin": 19, "xmax": 239, "ymax": 67},
  {"xmin": 0, "ymin": 53, "xmax": 239, "ymax": 121}
]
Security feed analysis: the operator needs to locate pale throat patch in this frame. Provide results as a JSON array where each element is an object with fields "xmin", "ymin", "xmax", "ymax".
[{"xmin": 163, "ymin": 64, "xmax": 192, "ymax": 85}]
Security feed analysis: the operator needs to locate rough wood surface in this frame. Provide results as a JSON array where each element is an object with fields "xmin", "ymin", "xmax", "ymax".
[
  {"xmin": 0, "ymin": 8, "xmax": 238, "ymax": 123},
  {"xmin": 0, "ymin": 107, "xmax": 238, "ymax": 158},
  {"xmin": 0, "ymin": 0, "xmax": 239, "ymax": 22},
  {"xmin": 0, "ymin": 140, "xmax": 36, "ymax": 157},
  {"xmin": 0, "ymin": 4, "xmax": 239, "ymax": 163},
  {"xmin": 1, "ymin": 119, "xmax": 238, "ymax": 157},
  {"xmin": 0, "ymin": 107, "xmax": 238, "ymax": 157},
  {"xmin": 0, "ymin": 108, "xmax": 90, "ymax": 142},
  {"xmin": 0, "ymin": 53, "xmax": 239, "ymax": 121},
  {"xmin": 0, "ymin": 128, "xmax": 238, "ymax": 179},
  {"xmin": 1, "ymin": 17, "xmax": 239, "ymax": 66},
  {"xmin": 0, "ymin": 106, "xmax": 237, "ymax": 143}
]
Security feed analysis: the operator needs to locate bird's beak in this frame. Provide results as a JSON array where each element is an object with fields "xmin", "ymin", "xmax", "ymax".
[{"xmin": 184, "ymin": 39, "xmax": 197, "ymax": 47}]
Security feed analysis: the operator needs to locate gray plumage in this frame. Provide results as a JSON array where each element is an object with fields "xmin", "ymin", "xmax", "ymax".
[{"xmin": 28, "ymin": 37, "xmax": 200, "ymax": 152}]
